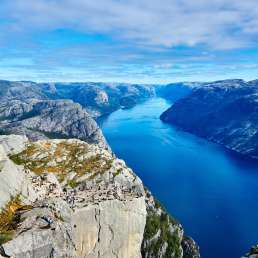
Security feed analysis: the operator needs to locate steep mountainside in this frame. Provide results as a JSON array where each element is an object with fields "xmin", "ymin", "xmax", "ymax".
[
  {"xmin": 0, "ymin": 135, "xmax": 199, "ymax": 258},
  {"xmin": 160, "ymin": 79, "xmax": 258, "ymax": 159},
  {"xmin": 156, "ymin": 82, "xmax": 202, "ymax": 102},
  {"xmin": 0, "ymin": 99, "xmax": 107, "ymax": 148},
  {"xmin": 0, "ymin": 80, "xmax": 48, "ymax": 101},
  {"xmin": 0, "ymin": 80, "xmax": 156, "ymax": 146}
]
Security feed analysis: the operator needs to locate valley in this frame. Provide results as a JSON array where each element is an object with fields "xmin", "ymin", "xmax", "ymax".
[{"xmin": 100, "ymin": 97, "xmax": 258, "ymax": 258}]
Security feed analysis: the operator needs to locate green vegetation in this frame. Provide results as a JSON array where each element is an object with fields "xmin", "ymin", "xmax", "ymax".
[
  {"xmin": 9, "ymin": 153, "xmax": 24, "ymax": 165},
  {"xmin": 0, "ymin": 195, "xmax": 24, "ymax": 244},
  {"xmin": 54, "ymin": 212, "xmax": 65, "ymax": 222},
  {"xmin": 113, "ymin": 168, "xmax": 123, "ymax": 177},
  {"xmin": 9, "ymin": 141, "xmax": 114, "ymax": 182},
  {"xmin": 41, "ymin": 131, "xmax": 70, "ymax": 140},
  {"xmin": 18, "ymin": 109, "xmax": 39, "ymax": 120},
  {"xmin": 0, "ymin": 129, "xmax": 10, "ymax": 135},
  {"xmin": 66, "ymin": 179, "xmax": 79, "ymax": 188},
  {"xmin": 0, "ymin": 231, "xmax": 13, "ymax": 245},
  {"xmin": 0, "ymin": 116, "xmax": 7, "ymax": 122},
  {"xmin": 143, "ymin": 210, "xmax": 181, "ymax": 257}
]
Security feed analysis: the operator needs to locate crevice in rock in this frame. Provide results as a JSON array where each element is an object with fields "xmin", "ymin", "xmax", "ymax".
[{"xmin": 0, "ymin": 245, "xmax": 10, "ymax": 258}]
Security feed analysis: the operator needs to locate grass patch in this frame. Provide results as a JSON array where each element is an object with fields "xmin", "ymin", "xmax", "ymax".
[
  {"xmin": 0, "ymin": 231, "xmax": 14, "ymax": 245},
  {"xmin": 113, "ymin": 168, "xmax": 122, "ymax": 177},
  {"xmin": 0, "ymin": 196, "xmax": 22, "ymax": 231},
  {"xmin": 66, "ymin": 179, "xmax": 79, "ymax": 188},
  {"xmin": 142, "ymin": 210, "xmax": 181, "ymax": 257},
  {"xmin": 0, "ymin": 195, "xmax": 25, "ymax": 244},
  {"xmin": 9, "ymin": 141, "xmax": 114, "ymax": 183},
  {"xmin": 42, "ymin": 131, "xmax": 70, "ymax": 139}
]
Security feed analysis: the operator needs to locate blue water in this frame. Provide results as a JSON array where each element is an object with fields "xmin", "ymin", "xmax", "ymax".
[{"xmin": 99, "ymin": 97, "xmax": 258, "ymax": 258}]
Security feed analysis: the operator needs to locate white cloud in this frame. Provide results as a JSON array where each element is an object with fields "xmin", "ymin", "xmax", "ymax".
[{"xmin": 1, "ymin": 0, "xmax": 258, "ymax": 49}]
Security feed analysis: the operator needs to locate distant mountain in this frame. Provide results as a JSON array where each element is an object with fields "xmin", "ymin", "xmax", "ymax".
[
  {"xmin": 0, "ymin": 99, "xmax": 108, "ymax": 148},
  {"xmin": 161, "ymin": 79, "xmax": 258, "ymax": 159},
  {"xmin": 156, "ymin": 82, "xmax": 203, "ymax": 102},
  {"xmin": 0, "ymin": 80, "xmax": 155, "ymax": 145},
  {"xmin": 0, "ymin": 80, "xmax": 48, "ymax": 100},
  {"xmin": 53, "ymin": 82, "xmax": 155, "ymax": 117}
]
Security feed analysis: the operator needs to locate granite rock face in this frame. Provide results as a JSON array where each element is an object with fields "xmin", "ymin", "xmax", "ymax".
[
  {"xmin": 0, "ymin": 135, "xmax": 27, "ymax": 209},
  {"xmin": 0, "ymin": 135, "xmax": 199, "ymax": 258},
  {"xmin": 161, "ymin": 79, "xmax": 258, "ymax": 159},
  {"xmin": 0, "ymin": 135, "xmax": 146, "ymax": 258},
  {"xmin": 0, "ymin": 100, "xmax": 107, "ymax": 148},
  {"xmin": 72, "ymin": 198, "xmax": 146, "ymax": 258}
]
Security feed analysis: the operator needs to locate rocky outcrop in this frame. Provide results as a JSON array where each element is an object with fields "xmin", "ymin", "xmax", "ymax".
[
  {"xmin": 0, "ymin": 100, "xmax": 107, "ymax": 148},
  {"xmin": 242, "ymin": 245, "xmax": 258, "ymax": 258},
  {"xmin": 141, "ymin": 190, "xmax": 184, "ymax": 258},
  {"xmin": 0, "ymin": 135, "xmax": 27, "ymax": 209},
  {"xmin": 72, "ymin": 198, "xmax": 146, "ymax": 258},
  {"xmin": 161, "ymin": 79, "xmax": 258, "ymax": 159},
  {"xmin": 181, "ymin": 237, "xmax": 200, "ymax": 258},
  {"xmin": 0, "ymin": 135, "xmax": 199, "ymax": 258},
  {"xmin": 0, "ymin": 135, "xmax": 146, "ymax": 258}
]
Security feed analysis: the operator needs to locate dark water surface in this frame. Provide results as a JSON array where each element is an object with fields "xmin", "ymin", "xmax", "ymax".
[{"xmin": 99, "ymin": 97, "xmax": 258, "ymax": 258}]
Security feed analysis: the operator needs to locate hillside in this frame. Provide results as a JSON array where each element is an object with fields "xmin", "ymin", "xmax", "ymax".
[
  {"xmin": 0, "ymin": 80, "xmax": 155, "ymax": 117},
  {"xmin": 0, "ymin": 80, "xmax": 154, "ymax": 146},
  {"xmin": 161, "ymin": 79, "xmax": 258, "ymax": 159}
]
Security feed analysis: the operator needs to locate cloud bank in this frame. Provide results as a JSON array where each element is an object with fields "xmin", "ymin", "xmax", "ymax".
[
  {"xmin": 0, "ymin": 0, "xmax": 258, "ymax": 82},
  {"xmin": 2, "ymin": 0, "xmax": 258, "ymax": 49}
]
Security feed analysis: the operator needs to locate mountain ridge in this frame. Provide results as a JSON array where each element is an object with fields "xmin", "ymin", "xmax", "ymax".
[{"xmin": 160, "ymin": 79, "xmax": 258, "ymax": 160}]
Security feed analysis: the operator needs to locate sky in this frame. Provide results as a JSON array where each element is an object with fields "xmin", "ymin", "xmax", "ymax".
[{"xmin": 0, "ymin": 0, "xmax": 258, "ymax": 83}]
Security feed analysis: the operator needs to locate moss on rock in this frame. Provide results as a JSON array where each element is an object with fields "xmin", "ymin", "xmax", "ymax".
[
  {"xmin": 9, "ymin": 140, "xmax": 114, "ymax": 183},
  {"xmin": 142, "ymin": 209, "xmax": 182, "ymax": 257}
]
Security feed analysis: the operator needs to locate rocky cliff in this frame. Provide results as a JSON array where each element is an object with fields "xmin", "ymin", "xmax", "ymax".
[
  {"xmin": 53, "ymin": 82, "xmax": 155, "ymax": 118},
  {"xmin": 0, "ymin": 81, "xmax": 107, "ymax": 148},
  {"xmin": 160, "ymin": 79, "xmax": 258, "ymax": 159},
  {"xmin": 0, "ymin": 135, "xmax": 199, "ymax": 258},
  {"xmin": 0, "ymin": 99, "xmax": 107, "ymax": 148},
  {"xmin": 242, "ymin": 245, "xmax": 258, "ymax": 258},
  {"xmin": 156, "ymin": 82, "xmax": 202, "ymax": 102}
]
